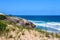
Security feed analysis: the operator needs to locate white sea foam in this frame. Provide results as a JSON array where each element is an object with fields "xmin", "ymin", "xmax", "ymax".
[
  {"xmin": 28, "ymin": 20, "xmax": 60, "ymax": 31},
  {"xmin": 28, "ymin": 20, "xmax": 45, "ymax": 23}
]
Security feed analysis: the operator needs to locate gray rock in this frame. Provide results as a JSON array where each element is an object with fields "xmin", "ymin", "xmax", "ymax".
[{"xmin": 7, "ymin": 17, "xmax": 36, "ymax": 28}]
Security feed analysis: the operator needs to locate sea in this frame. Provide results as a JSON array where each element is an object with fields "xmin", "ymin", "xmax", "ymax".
[{"xmin": 15, "ymin": 15, "xmax": 60, "ymax": 33}]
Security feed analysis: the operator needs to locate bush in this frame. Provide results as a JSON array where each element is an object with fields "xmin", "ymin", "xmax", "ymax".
[
  {"xmin": 55, "ymin": 33, "xmax": 60, "ymax": 38},
  {"xmin": 0, "ymin": 21, "xmax": 7, "ymax": 32},
  {"xmin": 0, "ymin": 15, "xmax": 7, "ymax": 20}
]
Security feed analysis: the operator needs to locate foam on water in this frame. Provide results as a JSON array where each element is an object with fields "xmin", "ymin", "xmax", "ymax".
[{"xmin": 28, "ymin": 20, "xmax": 60, "ymax": 32}]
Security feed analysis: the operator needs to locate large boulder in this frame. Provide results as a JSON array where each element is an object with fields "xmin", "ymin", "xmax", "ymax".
[
  {"xmin": 8, "ymin": 17, "xmax": 20, "ymax": 23},
  {"xmin": 18, "ymin": 18, "xmax": 36, "ymax": 28},
  {"xmin": 8, "ymin": 17, "xmax": 36, "ymax": 28}
]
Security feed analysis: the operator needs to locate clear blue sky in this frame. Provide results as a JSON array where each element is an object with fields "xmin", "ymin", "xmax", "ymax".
[{"xmin": 0, "ymin": 0, "xmax": 60, "ymax": 15}]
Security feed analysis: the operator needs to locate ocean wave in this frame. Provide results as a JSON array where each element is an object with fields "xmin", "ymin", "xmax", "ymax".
[
  {"xmin": 28, "ymin": 20, "xmax": 60, "ymax": 31},
  {"xmin": 28, "ymin": 20, "xmax": 45, "ymax": 23}
]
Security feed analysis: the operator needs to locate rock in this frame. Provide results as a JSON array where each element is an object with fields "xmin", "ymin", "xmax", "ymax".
[
  {"xmin": 22, "ymin": 19, "xmax": 36, "ymax": 28},
  {"xmin": 8, "ymin": 17, "xmax": 20, "ymax": 23},
  {"xmin": 24, "ymin": 22, "xmax": 36, "ymax": 28},
  {"xmin": 7, "ymin": 16, "xmax": 36, "ymax": 28}
]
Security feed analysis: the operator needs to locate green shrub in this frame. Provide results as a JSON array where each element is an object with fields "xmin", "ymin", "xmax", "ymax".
[
  {"xmin": 17, "ymin": 26, "xmax": 24, "ymax": 31},
  {"xmin": 55, "ymin": 33, "xmax": 60, "ymax": 38},
  {"xmin": 0, "ymin": 15, "xmax": 7, "ymax": 20},
  {"xmin": 0, "ymin": 21, "xmax": 7, "ymax": 32}
]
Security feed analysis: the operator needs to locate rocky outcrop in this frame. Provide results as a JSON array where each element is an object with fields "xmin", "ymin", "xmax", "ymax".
[
  {"xmin": 6, "ymin": 16, "xmax": 36, "ymax": 28},
  {"xmin": 0, "ymin": 14, "xmax": 36, "ymax": 28}
]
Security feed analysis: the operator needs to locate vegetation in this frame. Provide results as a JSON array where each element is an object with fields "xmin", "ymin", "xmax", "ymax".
[
  {"xmin": 55, "ymin": 33, "xmax": 60, "ymax": 38},
  {"xmin": 34, "ymin": 28, "xmax": 45, "ymax": 33},
  {"xmin": 0, "ymin": 20, "xmax": 7, "ymax": 35},
  {"xmin": 17, "ymin": 26, "xmax": 24, "ymax": 31},
  {"xmin": 0, "ymin": 14, "xmax": 60, "ymax": 40},
  {"xmin": 0, "ymin": 15, "xmax": 7, "ymax": 20},
  {"xmin": 34, "ymin": 28, "xmax": 60, "ymax": 38}
]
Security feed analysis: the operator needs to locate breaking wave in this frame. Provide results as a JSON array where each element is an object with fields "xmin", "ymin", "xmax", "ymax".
[{"xmin": 28, "ymin": 20, "xmax": 60, "ymax": 32}]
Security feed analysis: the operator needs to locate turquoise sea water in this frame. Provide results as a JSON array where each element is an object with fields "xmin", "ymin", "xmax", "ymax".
[{"xmin": 15, "ymin": 15, "xmax": 60, "ymax": 33}]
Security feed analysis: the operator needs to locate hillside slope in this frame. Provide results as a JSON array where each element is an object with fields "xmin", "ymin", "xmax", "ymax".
[{"xmin": 0, "ymin": 14, "xmax": 60, "ymax": 40}]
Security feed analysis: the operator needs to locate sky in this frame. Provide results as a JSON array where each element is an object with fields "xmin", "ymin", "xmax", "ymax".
[{"xmin": 0, "ymin": 0, "xmax": 60, "ymax": 15}]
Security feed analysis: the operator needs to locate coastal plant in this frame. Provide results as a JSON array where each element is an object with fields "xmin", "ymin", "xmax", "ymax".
[
  {"xmin": 34, "ymin": 28, "xmax": 45, "ymax": 33},
  {"xmin": 17, "ymin": 26, "xmax": 24, "ymax": 31},
  {"xmin": 0, "ymin": 15, "xmax": 7, "ymax": 20},
  {"xmin": 55, "ymin": 33, "xmax": 60, "ymax": 38},
  {"xmin": 0, "ymin": 20, "xmax": 7, "ymax": 35}
]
